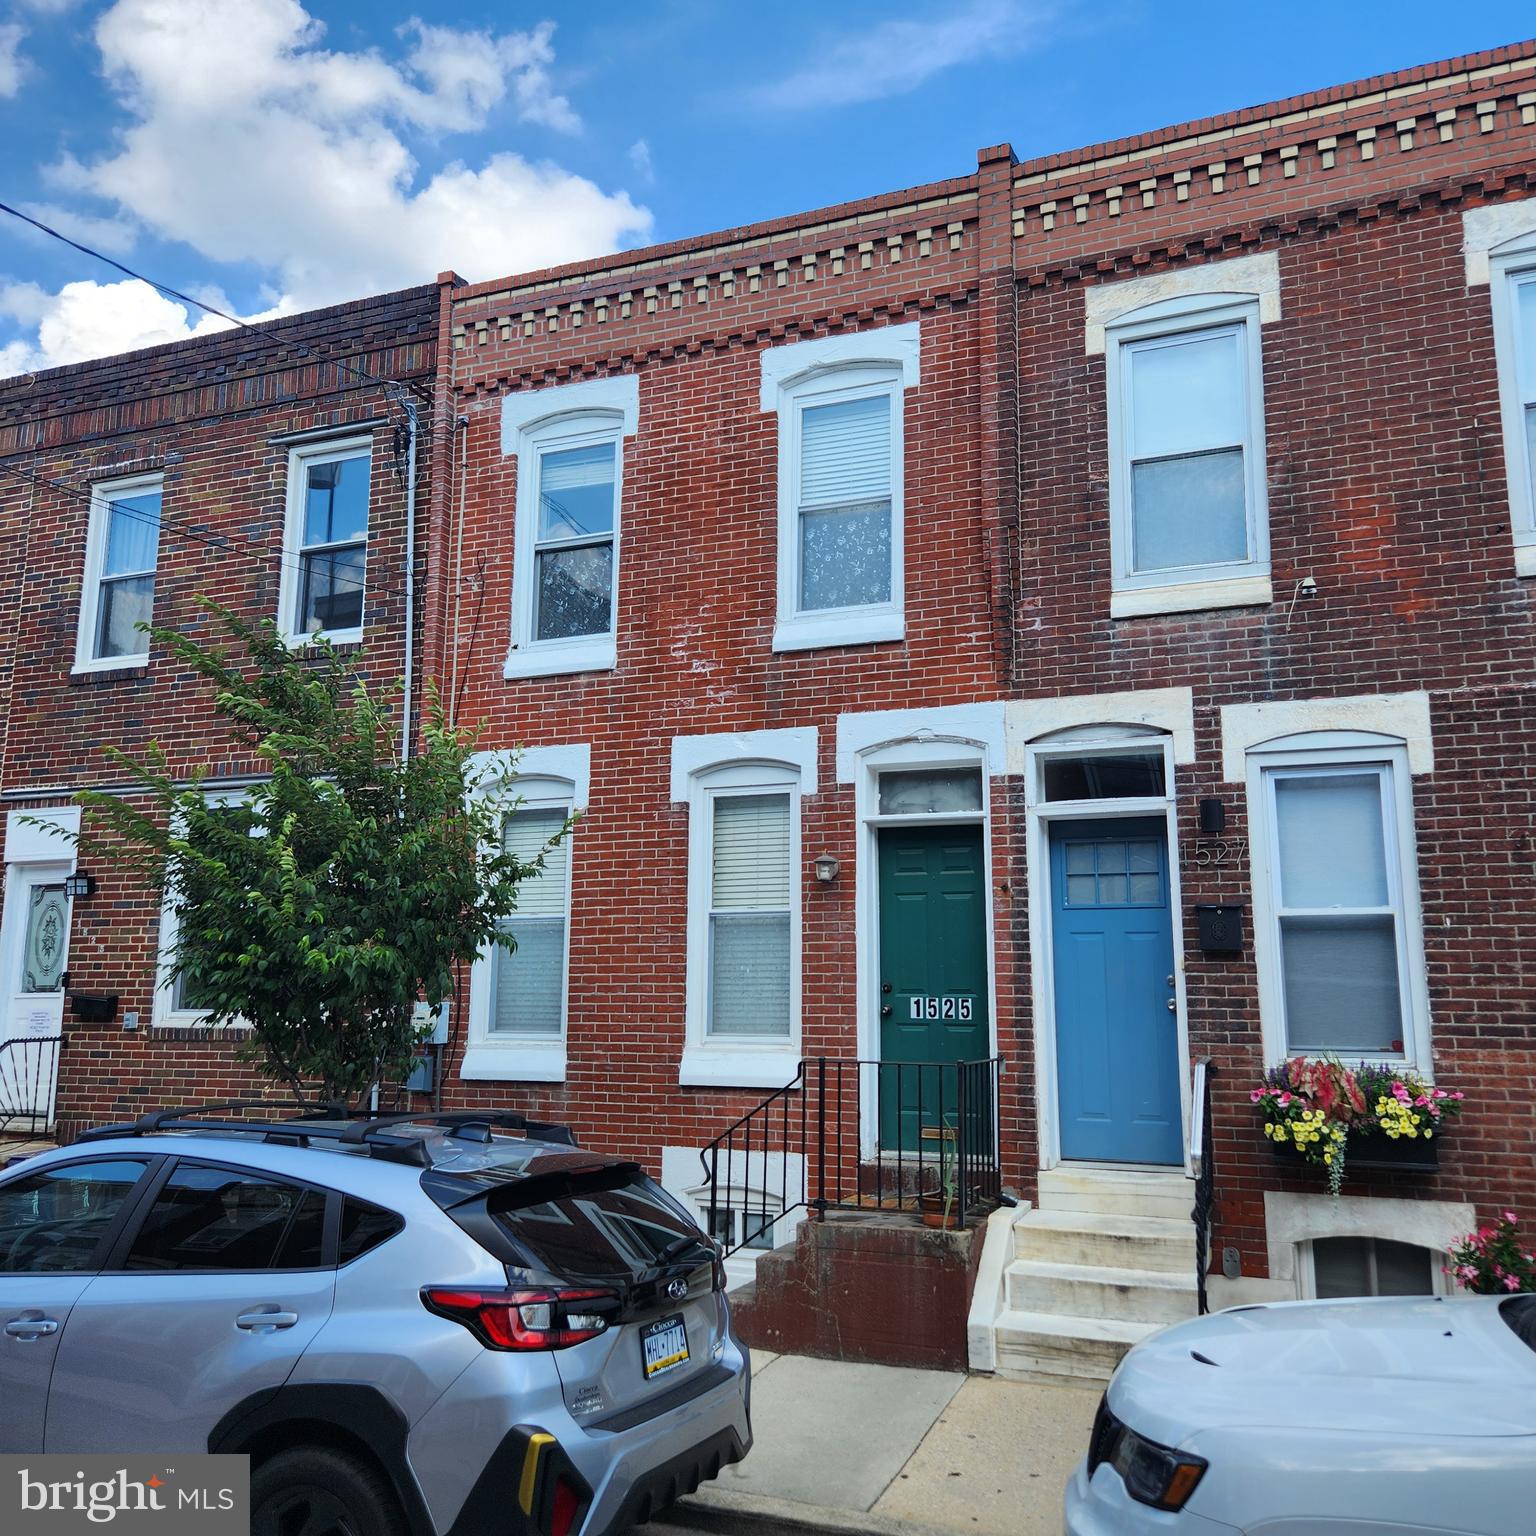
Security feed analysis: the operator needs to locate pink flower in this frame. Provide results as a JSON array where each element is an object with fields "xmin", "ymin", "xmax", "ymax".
[
  {"xmin": 1506, "ymin": 1275, "xmax": 1522, "ymax": 1292},
  {"xmin": 1250, "ymin": 1089, "xmax": 1263, "ymax": 1103},
  {"xmin": 1278, "ymin": 1092, "xmax": 1293, "ymax": 1107},
  {"xmin": 1451, "ymin": 1091, "xmax": 1465, "ymax": 1100},
  {"xmin": 1505, "ymin": 1211, "xmax": 1519, "ymax": 1225}
]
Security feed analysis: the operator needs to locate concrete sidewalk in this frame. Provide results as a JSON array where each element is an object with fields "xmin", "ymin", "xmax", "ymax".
[{"xmin": 662, "ymin": 1352, "xmax": 1099, "ymax": 1535}]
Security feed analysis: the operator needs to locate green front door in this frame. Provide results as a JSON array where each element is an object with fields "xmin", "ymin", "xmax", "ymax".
[{"xmin": 877, "ymin": 824, "xmax": 990, "ymax": 1151}]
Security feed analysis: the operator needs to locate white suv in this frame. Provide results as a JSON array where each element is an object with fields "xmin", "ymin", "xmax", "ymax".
[{"xmin": 0, "ymin": 1104, "xmax": 752, "ymax": 1536}]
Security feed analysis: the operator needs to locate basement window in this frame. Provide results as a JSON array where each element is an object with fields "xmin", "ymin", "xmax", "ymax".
[{"xmin": 1308, "ymin": 1236, "xmax": 1436, "ymax": 1299}]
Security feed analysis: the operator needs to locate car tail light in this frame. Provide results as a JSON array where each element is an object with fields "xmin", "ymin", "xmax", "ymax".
[
  {"xmin": 550, "ymin": 1475, "xmax": 580, "ymax": 1536},
  {"xmin": 421, "ymin": 1287, "xmax": 618, "ymax": 1351}
]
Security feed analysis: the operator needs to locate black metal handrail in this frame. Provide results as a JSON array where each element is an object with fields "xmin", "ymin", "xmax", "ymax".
[
  {"xmin": 1190, "ymin": 1057, "xmax": 1216, "ymax": 1315},
  {"xmin": 0, "ymin": 1035, "xmax": 63, "ymax": 1139},
  {"xmin": 701, "ymin": 1056, "xmax": 1004, "ymax": 1258}
]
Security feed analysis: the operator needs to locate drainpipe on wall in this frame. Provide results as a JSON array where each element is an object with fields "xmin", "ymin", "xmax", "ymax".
[{"xmin": 396, "ymin": 393, "xmax": 420, "ymax": 763}]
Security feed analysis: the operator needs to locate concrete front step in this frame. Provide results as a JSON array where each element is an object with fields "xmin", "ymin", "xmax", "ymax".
[
  {"xmin": 993, "ymin": 1308, "xmax": 1161, "ymax": 1385},
  {"xmin": 1013, "ymin": 1208, "xmax": 1197, "ymax": 1273},
  {"xmin": 1036, "ymin": 1166, "xmax": 1192, "ymax": 1221},
  {"xmin": 1007, "ymin": 1258, "xmax": 1199, "ymax": 1325}
]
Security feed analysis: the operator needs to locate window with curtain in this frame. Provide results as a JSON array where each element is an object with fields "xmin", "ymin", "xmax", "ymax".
[
  {"xmin": 533, "ymin": 441, "xmax": 617, "ymax": 641},
  {"xmin": 1120, "ymin": 324, "xmax": 1252, "ymax": 575},
  {"xmin": 294, "ymin": 448, "xmax": 369, "ymax": 636},
  {"xmin": 1266, "ymin": 765, "xmax": 1409, "ymax": 1055},
  {"xmin": 492, "ymin": 806, "xmax": 571, "ymax": 1037},
  {"xmin": 81, "ymin": 479, "xmax": 162, "ymax": 665},
  {"xmin": 708, "ymin": 792, "xmax": 792, "ymax": 1037},
  {"xmin": 795, "ymin": 391, "xmax": 894, "ymax": 613}
]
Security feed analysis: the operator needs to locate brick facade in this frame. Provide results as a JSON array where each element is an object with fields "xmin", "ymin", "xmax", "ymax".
[
  {"xmin": 0, "ymin": 285, "xmax": 437, "ymax": 1139},
  {"xmin": 7, "ymin": 41, "xmax": 1536, "ymax": 1302}
]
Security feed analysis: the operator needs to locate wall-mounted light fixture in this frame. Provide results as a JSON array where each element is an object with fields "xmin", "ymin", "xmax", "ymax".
[
  {"xmin": 812, "ymin": 853, "xmax": 840, "ymax": 884},
  {"xmin": 63, "ymin": 871, "xmax": 96, "ymax": 899}
]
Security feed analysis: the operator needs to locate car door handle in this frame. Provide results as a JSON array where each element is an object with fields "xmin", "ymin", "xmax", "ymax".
[
  {"xmin": 235, "ymin": 1310, "xmax": 300, "ymax": 1332},
  {"xmin": 4, "ymin": 1317, "xmax": 59, "ymax": 1340}
]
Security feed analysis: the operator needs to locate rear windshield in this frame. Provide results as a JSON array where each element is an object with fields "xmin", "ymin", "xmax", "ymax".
[
  {"xmin": 493, "ymin": 1168, "xmax": 709, "ymax": 1282},
  {"xmin": 1502, "ymin": 1295, "xmax": 1536, "ymax": 1353}
]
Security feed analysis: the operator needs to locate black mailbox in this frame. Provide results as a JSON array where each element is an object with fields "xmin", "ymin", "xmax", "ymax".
[
  {"xmin": 68, "ymin": 991, "xmax": 118, "ymax": 1024},
  {"xmin": 1195, "ymin": 904, "xmax": 1245, "ymax": 956}
]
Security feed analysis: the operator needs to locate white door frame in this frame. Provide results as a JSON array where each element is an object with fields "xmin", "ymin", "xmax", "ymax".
[
  {"xmin": 852, "ymin": 735, "xmax": 1000, "ymax": 1162},
  {"xmin": 1023, "ymin": 732, "xmax": 1192, "ymax": 1173}
]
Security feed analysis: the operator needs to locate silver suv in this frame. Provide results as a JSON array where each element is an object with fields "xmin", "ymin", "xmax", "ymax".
[{"xmin": 0, "ymin": 1105, "xmax": 752, "ymax": 1536}]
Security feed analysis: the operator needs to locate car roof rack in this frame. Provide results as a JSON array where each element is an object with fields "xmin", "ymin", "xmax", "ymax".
[{"xmin": 74, "ymin": 1101, "xmax": 578, "ymax": 1166}]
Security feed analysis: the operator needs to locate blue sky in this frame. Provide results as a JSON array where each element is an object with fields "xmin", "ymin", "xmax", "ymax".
[{"xmin": 1, "ymin": 0, "xmax": 1532, "ymax": 375}]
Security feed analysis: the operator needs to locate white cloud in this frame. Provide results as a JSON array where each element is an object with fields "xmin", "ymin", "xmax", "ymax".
[
  {"xmin": 751, "ymin": 0, "xmax": 1054, "ymax": 111},
  {"xmin": 1, "ymin": 0, "xmax": 650, "ymax": 376},
  {"xmin": 16, "ymin": 201, "xmax": 139, "ymax": 256},
  {"xmin": 0, "ymin": 23, "xmax": 27, "ymax": 97},
  {"xmin": 0, "ymin": 277, "xmax": 242, "ymax": 375},
  {"xmin": 627, "ymin": 138, "xmax": 654, "ymax": 184}
]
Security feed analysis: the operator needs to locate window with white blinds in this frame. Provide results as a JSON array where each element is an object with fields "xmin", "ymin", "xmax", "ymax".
[
  {"xmin": 492, "ymin": 806, "xmax": 570, "ymax": 1037},
  {"xmin": 1105, "ymin": 295, "xmax": 1270, "ymax": 610},
  {"xmin": 708, "ymin": 792, "xmax": 792, "ymax": 1037},
  {"xmin": 1247, "ymin": 740, "xmax": 1430, "ymax": 1070},
  {"xmin": 795, "ymin": 392, "xmax": 894, "ymax": 613}
]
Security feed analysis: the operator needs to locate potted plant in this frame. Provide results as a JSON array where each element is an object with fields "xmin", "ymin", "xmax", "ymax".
[
  {"xmin": 1446, "ymin": 1212, "xmax": 1536, "ymax": 1294},
  {"xmin": 917, "ymin": 1117, "xmax": 961, "ymax": 1229},
  {"xmin": 1251, "ymin": 1057, "xmax": 1464, "ymax": 1196}
]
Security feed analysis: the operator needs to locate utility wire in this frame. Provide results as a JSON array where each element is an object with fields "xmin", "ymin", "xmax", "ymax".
[
  {"xmin": 0, "ymin": 199, "xmax": 430, "ymax": 402},
  {"xmin": 0, "ymin": 456, "xmax": 410, "ymax": 606}
]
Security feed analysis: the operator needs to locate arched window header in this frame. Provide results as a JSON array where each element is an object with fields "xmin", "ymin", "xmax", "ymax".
[
  {"xmin": 1083, "ymin": 250, "xmax": 1280, "ymax": 355},
  {"xmin": 501, "ymin": 373, "xmax": 639, "ymax": 451}
]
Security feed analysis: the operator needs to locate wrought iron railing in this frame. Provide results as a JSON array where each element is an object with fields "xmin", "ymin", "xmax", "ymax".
[
  {"xmin": 0, "ymin": 1035, "xmax": 63, "ymax": 1138},
  {"xmin": 1190, "ymin": 1057, "xmax": 1216, "ymax": 1315},
  {"xmin": 701, "ymin": 1056, "xmax": 1004, "ymax": 1258}
]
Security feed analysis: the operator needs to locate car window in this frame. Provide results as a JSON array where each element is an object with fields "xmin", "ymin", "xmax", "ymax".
[
  {"xmin": 493, "ymin": 1168, "xmax": 707, "ymax": 1282},
  {"xmin": 0, "ymin": 1160, "xmax": 151, "ymax": 1274},
  {"xmin": 1503, "ymin": 1296, "xmax": 1536, "ymax": 1353},
  {"xmin": 124, "ymin": 1164, "xmax": 326, "ymax": 1272},
  {"xmin": 337, "ymin": 1197, "xmax": 402, "ymax": 1264}
]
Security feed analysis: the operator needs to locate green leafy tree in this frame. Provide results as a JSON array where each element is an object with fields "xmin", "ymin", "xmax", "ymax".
[{"xmin": 52, "ymin": 601, "xmax": 553, "ymax": 1105}]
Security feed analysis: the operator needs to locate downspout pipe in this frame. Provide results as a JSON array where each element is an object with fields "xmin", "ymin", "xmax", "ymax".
[{"xmin": 399, "ymin": 394, "xmax": 419, "ymax": 763}]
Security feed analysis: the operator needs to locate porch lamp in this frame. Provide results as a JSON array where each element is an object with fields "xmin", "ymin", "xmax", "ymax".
[
  {"xmin": 63, "ymin": 871, "xmax": 96, "ymax": 899},
  {"xmin": 812, "ymin": 853, "xmax": 840, "ymax": 884}
]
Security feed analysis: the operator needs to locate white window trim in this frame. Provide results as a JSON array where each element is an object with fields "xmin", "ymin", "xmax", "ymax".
[
  {"xmin": 680, "ymin": 758, "xmax": 805, "ymax": 1089},
  {"xmin": 760, "ymin": 324, "xmax": 919, "ymax": 653},
  {"xmin": 277, "ymin": 435, "xmax": 372, "ymax": 647},
  {"xmin": 461, "ymin": 751, "xmax": 588, "ymax": 1083},
  {"xmin": 153, "ymin": 786, "xmax": 256, "ymax": 1031},
  {"xmin": 501, "ymin": 376, "xmax": 638, "ymax": 680},
  {"xmin": 74, "ymin": 472, "xmax": 163, "ymax": 674},
  {"xmin": 1104, "ymin": 293, "xmax": 1272, "ymax": 616},
  {"xmin": 1485, "ymin": 233, "xmax": 1536, "ymax": 573},
  {"xmin": 1246, "ymin": 737, "xmax": 1432, "ymax": 1072}
]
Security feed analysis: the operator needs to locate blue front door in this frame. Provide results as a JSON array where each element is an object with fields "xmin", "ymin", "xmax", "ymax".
[{"xmin": 1050, "ymin": 817, "xmax": 1182, "ymax": 1165}]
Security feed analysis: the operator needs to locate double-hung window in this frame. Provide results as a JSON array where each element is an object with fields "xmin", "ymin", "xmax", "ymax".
[
  {"xmin": 761, "ymin": 323, "xmax": 918, "ymax": 651},
  {"xmin": 1248, "ymin": 740, "xmax": 1429, "ymax": 1066},
  {"xmin": 708, "ymin": 789, "xmax": 793, "ymax": 1037},
  {"xmin": 676, "ymin": 730, "xmax": 816, "ymax": 1089},
  {"xmin": 503, "ymin": 376, "xmax": 637, "ymax": 679},
  {"xmin": 1488, "ymin": 245, "xmax": 1536, "ymax": 571},
  {"xmin": 76, "ymin": 474, "xmax": 162, "ymax": 671},
  {"xmin": 491, "ymin": 802, "xmax": 572, "ymax": 1039},
  {"xmin": 281, "ymin": 437, "xmax": 371, "ymax": 644},
  {"xmin": 460, "ymin": 748, "xmax": 588, "ymax": 1084},
  {"xmin": 1106, "ymin": 297, "xmax": 1271, "ymax": 616}
]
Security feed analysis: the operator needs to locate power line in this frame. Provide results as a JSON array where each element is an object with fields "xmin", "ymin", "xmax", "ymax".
[
  {"xmin": 0, "ymin": 456, "xmax": 412, "ymax": 606},
  {"xmin": 0, "ymin": 199, "xmax": 430, "ymax": 403}
]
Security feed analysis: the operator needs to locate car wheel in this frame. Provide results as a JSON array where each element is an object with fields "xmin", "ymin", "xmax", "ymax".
[{"xmin": 250, "ymin": 1446, "xmax": 406, "ymax": 1536}]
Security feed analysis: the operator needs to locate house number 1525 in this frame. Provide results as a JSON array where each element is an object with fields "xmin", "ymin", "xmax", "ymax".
[{"xmin": 911, "ymin": 996, "xmax": 973, "ymax": 1021}]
